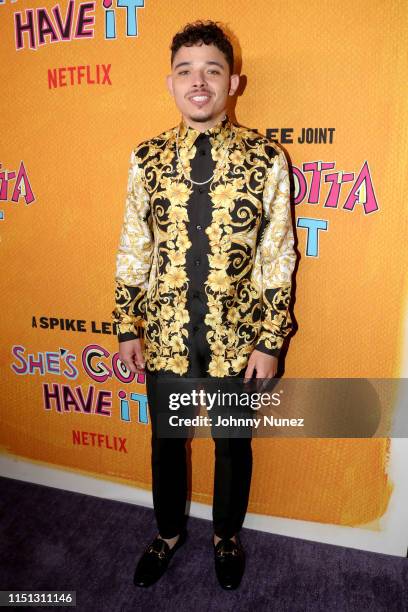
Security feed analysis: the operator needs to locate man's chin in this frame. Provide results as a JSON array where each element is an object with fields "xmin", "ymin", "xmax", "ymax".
[{"xmin": 187, "ymin": 111, "xmax": 215, "ymax": 124}]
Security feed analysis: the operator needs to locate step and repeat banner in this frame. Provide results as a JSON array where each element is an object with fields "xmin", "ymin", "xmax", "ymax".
[{"xmin": 1, "ymin": 1, "xmax": 408, "ymax": 534}]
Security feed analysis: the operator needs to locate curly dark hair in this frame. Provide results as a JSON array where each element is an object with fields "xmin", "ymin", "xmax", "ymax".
[{"xmin": 170, "ymin": 20, "xmax": 234, "ymax": 73}]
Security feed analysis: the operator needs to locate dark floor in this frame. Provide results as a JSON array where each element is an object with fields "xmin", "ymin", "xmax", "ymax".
[{"xmin": 0, "ymin": 476, "xmax": 407, "ymax": 611}]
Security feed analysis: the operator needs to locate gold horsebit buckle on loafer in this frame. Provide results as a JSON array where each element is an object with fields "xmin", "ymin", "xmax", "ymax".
[
  {"xmin": 146, "ymin": 543, "xmax": 168, "ymax": 560},
  {"xmin": 215, "ymin": 541, "xmax": 240, "ymax": 558},
  {"xmin": 217, "ymin": 548, "xmax": 239, "ymax": 557}
]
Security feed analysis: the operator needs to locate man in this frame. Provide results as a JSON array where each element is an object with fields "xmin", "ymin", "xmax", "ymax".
[{"xmin": 112, "ymin": 21, "xmax": 296, "ymax": 590}]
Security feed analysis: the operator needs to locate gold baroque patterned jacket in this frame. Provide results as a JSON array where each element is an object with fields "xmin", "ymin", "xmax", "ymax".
[{"xmin": 112, "ymin": 115, "xmax": 296, "ymax": 377}]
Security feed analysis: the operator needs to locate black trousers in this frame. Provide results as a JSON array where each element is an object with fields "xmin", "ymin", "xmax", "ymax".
[{"xmin": 145, "ymin": 294, "xmax": 253, "ymax": 540}]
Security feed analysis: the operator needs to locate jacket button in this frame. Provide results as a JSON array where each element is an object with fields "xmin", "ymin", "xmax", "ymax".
[
  {"xmin": 194, "ymin": 259, "xmax": 201, "ymax": 266},
  {"xmin": 196, "ymin": 224, "xmax": 202, "ymax": 230},
  {"xmin": 198, "ymin": 187, "xmax": 205, "ymax": 193}
]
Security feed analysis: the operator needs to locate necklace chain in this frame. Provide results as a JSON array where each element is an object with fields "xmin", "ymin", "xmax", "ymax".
[{"xmin": 175, "ymin": 124, "xmax": 234, "ymax": 186}]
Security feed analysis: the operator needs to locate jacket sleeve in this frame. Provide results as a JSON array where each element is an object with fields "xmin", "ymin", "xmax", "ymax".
[
  {"xmin": 254, "ymin": 145, "xmax": 296, "ymax": 357},
  {"xmin": 112, "ymin": 148, "xmax": 154, "ymax": 342}
]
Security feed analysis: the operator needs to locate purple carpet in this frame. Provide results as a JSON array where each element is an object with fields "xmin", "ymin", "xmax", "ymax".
[{"xmin": 0, "ymin": 476, "xmax": 407, "ymax": 611}]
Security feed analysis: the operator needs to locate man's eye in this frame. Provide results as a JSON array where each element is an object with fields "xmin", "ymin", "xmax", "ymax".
[
  {"xmin": 178, "ymin": 71, "xmax": 189, "ymax": 75},
  {"xmin": 208, "ymin": 70, "xmax": 220, "ymax": 75}
]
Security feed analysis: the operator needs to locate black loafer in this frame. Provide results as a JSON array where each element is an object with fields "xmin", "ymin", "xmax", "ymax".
[
  {"xmin": 213, "ymin": 536, "xmax": 245, "ymax": 590},
  {"xmin": 133, "ymin": 531, "xmax": 187, "ymax": 588}
]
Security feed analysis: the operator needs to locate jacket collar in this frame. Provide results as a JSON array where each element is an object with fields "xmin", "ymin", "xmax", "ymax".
[{"xmin": 177, "ymin": 114, "xmax": 233, "ymax": 151}]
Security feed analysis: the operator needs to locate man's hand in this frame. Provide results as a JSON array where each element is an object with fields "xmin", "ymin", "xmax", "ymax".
[
  {"xmin": 118, "ymin": 338, "xmax": 145, "ymax": 374},
  {"xmin": 244, "ymin": 349, "xmax": 278, "ymax": 380}
]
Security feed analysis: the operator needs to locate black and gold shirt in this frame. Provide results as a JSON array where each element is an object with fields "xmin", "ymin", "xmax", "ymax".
[{"xmin": 112, "ymin": 115, "xmax": 296, "ymax": 377}]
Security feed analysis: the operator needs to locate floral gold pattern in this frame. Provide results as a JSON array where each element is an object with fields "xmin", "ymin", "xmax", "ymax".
[{"xmin": 112, "ymin": 116, "xmax": 296, "ymax": 376}]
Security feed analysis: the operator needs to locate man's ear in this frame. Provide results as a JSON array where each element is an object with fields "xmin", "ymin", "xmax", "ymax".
[
  {"xmin": 228, "ymin": 73, "xmax": 240, "ymax": 96},
  {"xmin": 166, "ymin": 74, "xmax": 174, "ymax": 96}
]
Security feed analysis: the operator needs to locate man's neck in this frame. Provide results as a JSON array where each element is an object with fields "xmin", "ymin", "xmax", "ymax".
[{"xmin": 181, "ymin": 111, "xmax": 227, "ymax": 133}]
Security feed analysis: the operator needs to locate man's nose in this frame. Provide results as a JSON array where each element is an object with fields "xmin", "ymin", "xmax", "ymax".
[{"xmin": 191, "ymin": 71, "xmax": 207, "ymax": 87}]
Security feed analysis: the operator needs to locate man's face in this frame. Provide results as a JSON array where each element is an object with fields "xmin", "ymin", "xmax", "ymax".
[{"xmin": 166, "ymin": 42, "xmax": 240, "ymax": 131}]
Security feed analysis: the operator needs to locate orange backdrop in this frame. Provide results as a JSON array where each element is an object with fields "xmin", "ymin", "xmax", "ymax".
[{"xmin": 1, "ymin": 0, "xmax": 407, "ymax": 529}]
